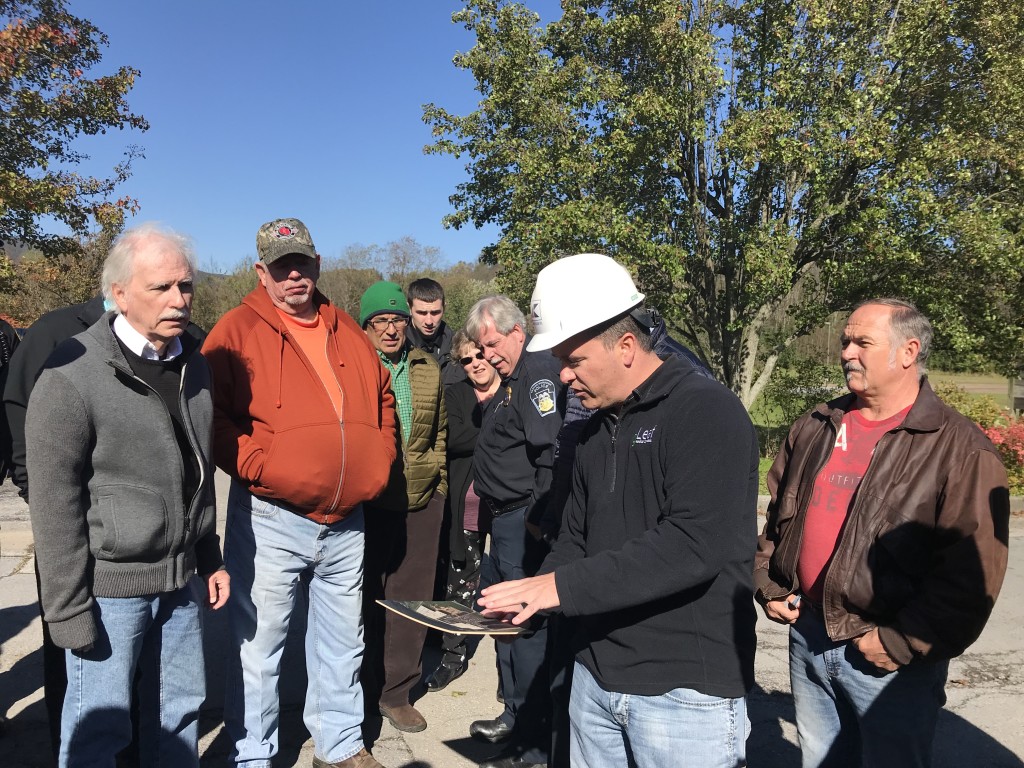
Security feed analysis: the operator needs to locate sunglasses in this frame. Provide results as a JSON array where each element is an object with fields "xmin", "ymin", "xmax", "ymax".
[{"xmin": 459, "ymin": 352, "xmax": 486, "ymax": 366}]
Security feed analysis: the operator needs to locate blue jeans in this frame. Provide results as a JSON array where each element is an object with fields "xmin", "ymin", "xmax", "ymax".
[
  {"xmin": 60, "ymin": 579, "xmax": 205, "ymax": 768},
  {"xmin": 568, "ymin": 661, "xmax": 748, "ymax": 768},
  {"xmin": 789, "ymin": 609, "xmax": 948, "ymax": 768},
  {"xmin": 223, "ymin": 483, "xmax": 366, "ymax": 767}
]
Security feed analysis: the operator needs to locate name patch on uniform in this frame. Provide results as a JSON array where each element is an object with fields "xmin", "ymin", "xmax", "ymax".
[{"xmin": 530, "ymin": 379, "xmax": 557, "ymax": 417}]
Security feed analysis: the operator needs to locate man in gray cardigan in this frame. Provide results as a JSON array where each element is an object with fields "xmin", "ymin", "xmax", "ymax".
[{"xmin": 26, "ymin": 223, "xmax": 229, "ymax": 767}]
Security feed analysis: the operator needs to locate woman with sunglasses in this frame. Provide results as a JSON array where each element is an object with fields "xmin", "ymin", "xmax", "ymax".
[{"xmin": 425, "ymin": 329, "xmax": 502, "ymax": 691}]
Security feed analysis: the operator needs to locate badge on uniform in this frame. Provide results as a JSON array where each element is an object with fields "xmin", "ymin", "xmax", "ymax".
[{"xmin": 530, "ymin": 379, "xmax": 557, "ymax": 417}]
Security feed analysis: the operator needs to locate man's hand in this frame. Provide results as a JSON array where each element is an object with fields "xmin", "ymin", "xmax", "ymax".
[
  {"xmin": 205, "ymin": 570, "xmax": 231, "ymax": 610},
  {"xmin": 761, "ymin": 593, "xmax": 802, "ymax": 625},
  {"xmin": 478, "ymin": 573, "xmax": 560, "ymax": 625},
  {"xmin": 852, "ymin": 628, "xmax": 900, "ymax": 672}
]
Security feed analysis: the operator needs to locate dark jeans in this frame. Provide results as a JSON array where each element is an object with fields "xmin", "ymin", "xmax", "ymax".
[
  {"xmin": 363, "ymin": 492, "xmax": 445, "ymax": 709},
  {"xmin": 547, "ymin": 614, "xmax": 581, "ymax": 768},
  {"xmin": 484, "ymin": 506, "xmax": 551, "ymax": 764}
]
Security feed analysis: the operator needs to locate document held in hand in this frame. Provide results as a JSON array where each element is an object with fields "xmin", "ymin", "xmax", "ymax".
[{"xmin": 376, "ymin": 600, "xmax": 525, "ymax": 635}]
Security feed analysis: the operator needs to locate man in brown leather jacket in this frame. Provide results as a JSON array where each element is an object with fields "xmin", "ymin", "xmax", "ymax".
[{"xmin": 755, "ymin": 298, "xmax": 1010, "ymax": 768}]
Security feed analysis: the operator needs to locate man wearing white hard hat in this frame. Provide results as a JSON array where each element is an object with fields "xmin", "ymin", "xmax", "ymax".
[{"xmin": 479, "ymin": 253, "xmax": 759, "ymax": 768}]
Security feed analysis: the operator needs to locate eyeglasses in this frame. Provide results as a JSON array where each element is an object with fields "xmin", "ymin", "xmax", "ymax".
[
  {"xmin": 459, "ymin": 352, "xmax": 486, "ymax": 366},
  {"xmin": 369, "ymin": 316, "xmax": 409, "ymax": 331}
]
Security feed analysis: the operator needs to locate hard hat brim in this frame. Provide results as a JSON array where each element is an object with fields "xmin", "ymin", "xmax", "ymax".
[{"xmin": 526, "ymin": 293, "xmax": 645, "ymax": 353}]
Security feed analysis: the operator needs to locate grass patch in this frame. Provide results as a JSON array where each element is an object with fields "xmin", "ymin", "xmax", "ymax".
[
  {"xmin": 759, "ymin": 457, "xmax": 773, "ymax": 496},
  {"xmin": 928, "ymin": 372, "xmax": 1011, "ymax": 408}
]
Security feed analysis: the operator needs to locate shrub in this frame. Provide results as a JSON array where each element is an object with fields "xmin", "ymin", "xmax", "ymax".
[
  {"xmin": 932, "ymin": 382, "xmax": 1007, "ymax": 429},
  {"xmin": 982, "ymin": 418, "xmax": 1024, "ymax": 494},
  {"xmin": 935, "ymin": 383, "xmax": 1022, "ymax": 493}
]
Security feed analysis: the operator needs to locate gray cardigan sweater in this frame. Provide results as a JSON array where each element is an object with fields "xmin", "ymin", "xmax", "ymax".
[{"xmin": 26, "ymin": 312, "xmax": 222, "ymax": 650}]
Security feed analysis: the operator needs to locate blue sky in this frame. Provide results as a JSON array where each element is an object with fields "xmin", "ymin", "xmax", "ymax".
[{"xmin": 64, "ymin": 1, "xmax": 560, "ymax": 272}]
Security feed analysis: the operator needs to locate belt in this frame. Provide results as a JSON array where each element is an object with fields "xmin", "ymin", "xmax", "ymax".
[{"xmin": 482, "ymin": 496, "xmax": 530, "ymax": 518}]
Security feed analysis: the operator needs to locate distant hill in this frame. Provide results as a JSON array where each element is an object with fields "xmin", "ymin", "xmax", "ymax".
[{"xmin": 1, "ymin": 241, "xmax": 32, "ymax": 263}]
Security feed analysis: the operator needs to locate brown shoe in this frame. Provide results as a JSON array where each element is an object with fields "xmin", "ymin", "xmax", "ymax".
[
  {"xmin": 379, "ymin": 702, "xmax": 427, "ymax": 733},
  {"xmin": 312, "ymin": 748, "xmax": 383, "ymax": 768}
]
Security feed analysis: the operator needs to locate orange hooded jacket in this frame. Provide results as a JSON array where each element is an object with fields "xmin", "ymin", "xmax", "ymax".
[{"xmin": 204, "ymin": 286, "xmax": 397, "ymax": 522}]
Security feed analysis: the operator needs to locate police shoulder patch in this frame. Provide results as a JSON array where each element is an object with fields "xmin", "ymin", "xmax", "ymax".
[{"xmin": 529, "ymin": 379, "xmax": 557, "ymax": 417}]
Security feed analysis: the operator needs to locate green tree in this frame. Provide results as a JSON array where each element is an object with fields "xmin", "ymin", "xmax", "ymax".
[
  {"xmin": 425, "ymin": 0, "xmax": 1024, "ymax": 406},
  {"xmin": 1, "ymin": 0, "xmax": 148, "ymax": 255},
  {"xmin": 189, "ymin": 260, "xmax": 257, "ymax": 333}
]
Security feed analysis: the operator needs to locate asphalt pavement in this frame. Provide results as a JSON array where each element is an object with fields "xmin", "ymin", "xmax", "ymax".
[{"xmin": 1, "ymin": 475, "xmax": 1022, "ymax": 767}]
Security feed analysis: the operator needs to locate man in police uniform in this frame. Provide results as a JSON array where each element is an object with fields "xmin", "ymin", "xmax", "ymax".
[{"xmin": 464, "ymin": 295, "xmax": 565, "ymax": 768}]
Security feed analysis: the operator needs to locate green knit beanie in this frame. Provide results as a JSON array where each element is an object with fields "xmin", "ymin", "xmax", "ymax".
[{"xmin": 359, "ymin": 281, "xmax": 410, "ymax": 326}]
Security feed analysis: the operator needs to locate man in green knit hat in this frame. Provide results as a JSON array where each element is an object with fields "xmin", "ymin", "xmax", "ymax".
[{"xmin": 359, "ymin": 281, "xmax": 448, "ymax": 734}]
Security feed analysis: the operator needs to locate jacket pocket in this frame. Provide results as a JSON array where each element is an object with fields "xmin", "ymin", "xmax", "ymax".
[
  {"xmin": 95, "ymin": 485, "xmax": 170, "ymax": 562},
  {"xmin": 255, "ymin": 422, "xmax": 344, "ymax": 510}
]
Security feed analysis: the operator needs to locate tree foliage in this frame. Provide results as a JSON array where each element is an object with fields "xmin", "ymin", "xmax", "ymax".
[
  {"xmin": 1, "ymin": 0, "xmax": 147, "ymax": 255},
  {"xmin": 425, "ymin": 0, "xmax": 1024, "ymax": 406},
  {"xmin": 187, "ymin": 241, "xmax": 498, "ymax": 333},
  {"xmin": 0, "ymin": 221, "xmax": 120, "ymax": 324}
]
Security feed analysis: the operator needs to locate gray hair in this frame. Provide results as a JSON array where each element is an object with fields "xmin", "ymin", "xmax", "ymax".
[
  {"xmin": 465, "ymin": 295, "xmax": 526, "ymax": 341},
  {"xmin": 852, "ymin": 298, "xmax": 933, "ymax": 374},
  {"xmin": 101, "ymin": 223, "xmax": 197, "ymax": 307}
]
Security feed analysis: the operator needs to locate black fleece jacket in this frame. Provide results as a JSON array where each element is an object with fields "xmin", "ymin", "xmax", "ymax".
[{"xmin": 540, "ymin": 355, "xmax": 759, "ymax": 698}]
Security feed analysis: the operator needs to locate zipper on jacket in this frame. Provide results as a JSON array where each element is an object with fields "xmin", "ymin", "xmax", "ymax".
[
  {"xmin": 110, "ymin": 359, "xmax": 201, "ymax": 556},
  {"xmin": 274, "ymin": 324, "xmax": 348, "ymax": 522},
  {"xmin": 608, "ymin": 412, "xmax": 620, "ymax": 493},
  {"xmin": 781, "ymin": 415, "xmax": 839, "ymax": 599},
  {"xmin": 324, "ymin": 328, "xmax": 346, "ymax": 520},
  {"xmin": 179, "ymin": 357, "xmax": 205, "ymax": 535}
]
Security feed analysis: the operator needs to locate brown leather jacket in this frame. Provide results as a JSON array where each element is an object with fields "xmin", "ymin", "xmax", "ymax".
[{"xmin": 755, "ymin": 379, "xmax": 1010, "ymax": 665}]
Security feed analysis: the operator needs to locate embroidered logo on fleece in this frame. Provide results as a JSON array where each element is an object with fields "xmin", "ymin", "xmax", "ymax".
[
  {"xmin": 632, "ymin": 425, "xmax": 657, "ymax": 445},
  {"xmin": 530, "ymin": 379, "xmax": 557, "ymax": 417}
]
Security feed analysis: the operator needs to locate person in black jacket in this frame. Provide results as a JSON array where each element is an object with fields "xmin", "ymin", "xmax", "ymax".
[
  {"xmin": 537, "ymin": 306, "xmax": 716, "ymax": 768},
  {"xmin": 425, "ymin": 330, "xmax": 502, "ymax": 692},
  {"xmin": 405, "ymin": 277, "xmax": 463, "ymax": 387},
  {"xmin": 479, "ymin": 254, "xmax": 759, "ymax": 768},
  {"xmin": 4, "ymin": 298, "xmax": 110, "ymax": 757},
  {"xmin": 465, "ymin": 295, "xmax": 565, "ymax": 768}
]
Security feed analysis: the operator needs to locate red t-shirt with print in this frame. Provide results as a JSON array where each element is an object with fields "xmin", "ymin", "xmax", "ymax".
[{"xmin": 796, "ymin": 405, "xmax": 911, "ymax": 603}]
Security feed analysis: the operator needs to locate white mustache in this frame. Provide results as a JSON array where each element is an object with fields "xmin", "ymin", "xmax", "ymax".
[{"xmin": 161, "ymin": 309, "xmax": 190, "ymax": 322}]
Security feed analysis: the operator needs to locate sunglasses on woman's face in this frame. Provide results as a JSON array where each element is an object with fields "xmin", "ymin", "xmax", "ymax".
[{"xmin": 460, "ymin": 352, "xmax": 486, "ymax": 366}]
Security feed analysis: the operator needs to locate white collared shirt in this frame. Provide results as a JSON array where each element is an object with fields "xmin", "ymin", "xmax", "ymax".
[{"xmin": 113, "ymin": 314, "xmax": 183, "ymax": 361}]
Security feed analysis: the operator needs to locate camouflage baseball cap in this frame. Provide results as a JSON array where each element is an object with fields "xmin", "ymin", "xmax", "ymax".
[{"xmin": 256, "ymin": 218, "xmax": 317, "ymax": 264}]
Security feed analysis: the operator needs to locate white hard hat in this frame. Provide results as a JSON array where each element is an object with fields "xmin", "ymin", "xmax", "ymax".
[{"xmin": 526, "ymin": 253, "xmax": 645, "ymax": 352}]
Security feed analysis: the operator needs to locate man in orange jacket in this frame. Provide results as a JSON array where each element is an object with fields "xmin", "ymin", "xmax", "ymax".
[{"xmin": 204, "ymin": 218, "xmax": 397, "ymax": 768}]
